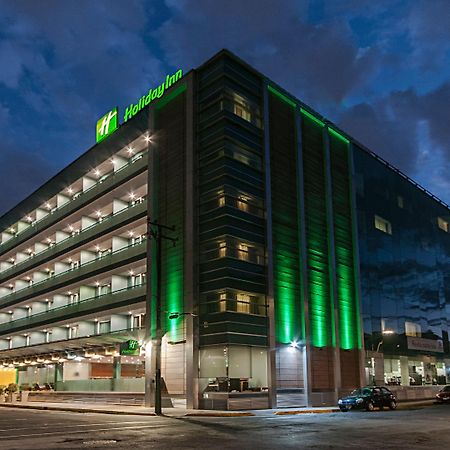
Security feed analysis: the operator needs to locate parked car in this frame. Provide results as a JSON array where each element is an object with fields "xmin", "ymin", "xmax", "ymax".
[
  {"xmin": 338, "ymin": 386, "xmax": 397, "ymax": 412},
  {"xmin": 435, "ymin": 385, "xmax": 450, "ymax": 403}
]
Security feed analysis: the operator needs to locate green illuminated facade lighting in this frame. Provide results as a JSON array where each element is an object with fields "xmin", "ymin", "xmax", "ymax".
[
  {"xmin": 267, "ymin": 85, "xmax": 297, "ymax": 108},
  {"xmin": 300, "ymin": 108, "xmax": 325, "ymax": 127},
  {"xmin": 329, "ymin": 127, "xmax": 350, "ymax": 144}
]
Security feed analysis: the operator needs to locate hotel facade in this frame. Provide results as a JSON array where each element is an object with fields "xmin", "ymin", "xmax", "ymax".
[{"xmin": 0, "ymin": 50, "xmax": 449, "ymax": 409}]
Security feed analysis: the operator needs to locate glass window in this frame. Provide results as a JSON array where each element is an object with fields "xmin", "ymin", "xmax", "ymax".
[
  {"xmin": 405, "ymin": 321, "xmax": 421, "ymax": 337},
  {"xmin": 438, "ymin": 217, "xmax": 449, "ymax": 233},
  {"xmin": 374, "ymin": 215, "xmax": 392, "ymax": 234},
  {"xmin": 397, "ymin": 195, "xmax": 404, "ymax": 208}
]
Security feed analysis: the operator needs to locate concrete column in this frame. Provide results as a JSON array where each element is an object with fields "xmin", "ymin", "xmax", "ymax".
[
  {"xmin": 82, "ymin": 177, "xmax": 96, "ymax": 191},
  {"xmin": 400, "ymin": 356, "xmax": 410, "ymax": 386},
  {"xmin": 54, "ymin": 262, "xmax": 70, "ymax": 275},
  {"xmin": 112, "ymin": 236, "xmax": 129, "ymax": 252},
  {"xmin": 79, "ymin": 286, "xmax": 96, "ymax": 301},
  {"xmin": 80, "ymin": 250, "xmax": 96, "ymax": 264},
  {"xmin": 81, "ymin": 216, "xmax": 96, "ymax": 230},
  {"xmin": 111, "ymin": 275, "xmax": 128, "ymax": 292},
  {"xmin": 54, "ymin": 363, "xmax": 64, "ymax": 388},
  {"xmin": 111, "ymin": 314, "xmax": 128, "ymax": 332},
  {"xmin": 112, "ymin": 155, "xmax": 127, "ymax": 171},
  {"xmin": 56, "ymin": 194, "xmax": 70, "ymax": 208},
  {"xmin": 113, "ymin": 356, "xmax": 121, "ymax": 379},
  {"xmin": 113, "ymin": 199, "xmax": 128, "ymax": 214},
  {"xmin": 52, "ymin": 294, "xmax": 69, "ymax": 308},
  {"xmin": 55, "ymin": 231, "xmax": 69, "ymax": 243}
]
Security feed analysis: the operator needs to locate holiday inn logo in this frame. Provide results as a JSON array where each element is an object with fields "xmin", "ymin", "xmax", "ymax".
[
  {"xmin": 95, "ymin": 68, "xmax": 183, "ymax": 143},
  {"xmin": 96, "ymin": 107, "xmax": 118, "ymax": 143}
]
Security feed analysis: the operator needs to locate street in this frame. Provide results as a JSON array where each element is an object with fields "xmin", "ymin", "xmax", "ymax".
[{"xmin": 0, "ymin": 404, "xmax": 449, "ymax": 449}]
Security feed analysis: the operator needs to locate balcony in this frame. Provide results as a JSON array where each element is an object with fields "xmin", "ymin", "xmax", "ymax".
[
  {"xmin": 0, "ymin": 283, "xmax": 146, "ymax": 336},
  {"xmin": 0, "ymin": 152, "xmax": 148, "ymax": 257},
  {"xmin": 0, "ymin": 200, "xmax": 147, "ymax": 284},
  {"xmin": 0, "ymin": 241, "xmax": 147, "ymax": 309}
]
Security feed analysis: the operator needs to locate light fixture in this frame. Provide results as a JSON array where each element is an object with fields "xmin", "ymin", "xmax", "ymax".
[
  {"xmin": 67, "ymin": 187, "xmax": 73, "ymax": 194},
  {"xmin": 144, "ymin": 134, "xmax": 152, "ymax": 143},
  {"xmin": 26, "ymin": 216, "xmax": 33, "ymax": 222},
  {"xmin": 382, "ymin": 329, "xmax": 395, "ymax": 335},
  {"xmin": 129, "ymin": 192, "xmax": 136, "ymax": 200},
  {"xmin": 94, "ymin": 169, "xmax": 101, "ymax": 176},
  {"xmin": 127, "ymin": 146, "xmax": 134, "ymax": 155}
]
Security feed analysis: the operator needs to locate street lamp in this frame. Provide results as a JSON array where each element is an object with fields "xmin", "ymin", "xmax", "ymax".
[{"xmin": 376, "ymin": 329, "xmax": 394, "ymax": 353}]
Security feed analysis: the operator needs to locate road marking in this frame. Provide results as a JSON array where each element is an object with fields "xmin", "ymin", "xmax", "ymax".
[
  {"xmin": 0, "ymin": 423, "xmax": 171, "ymax": 440},
  {"xmin": 0, "ymin": 420, "xmax": 159, "ymax": 433}
]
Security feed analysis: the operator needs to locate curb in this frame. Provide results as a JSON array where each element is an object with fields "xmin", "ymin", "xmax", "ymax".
[
  {"xmin": 275, "ymin": 409, "xmax": 339, "ymax": 415},
  {"xmin": 0, "ymin": 403, "xmax": 156, "ymax": 416},
  {"xmin": 185, "ymin": 412, "xmax": 255, "ymax": 417}
]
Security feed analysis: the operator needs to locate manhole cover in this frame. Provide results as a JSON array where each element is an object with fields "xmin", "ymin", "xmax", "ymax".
[{"xmin": 82, "ymin": 440, "xmax": 118, "ymax": 447}]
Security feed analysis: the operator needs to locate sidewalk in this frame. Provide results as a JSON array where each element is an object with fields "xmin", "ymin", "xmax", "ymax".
[
  {"xmin": 0, "ymin": 401, "xmax": 339, "ymax": 417},
  {"xmin": 0, "ymin": 399, "xmax": 434, "ymax": 417}
]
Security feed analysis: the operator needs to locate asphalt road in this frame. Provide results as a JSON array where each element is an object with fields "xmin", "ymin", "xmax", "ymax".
[{"xmin": 0, "ymin": 404, "xmax": 449, "ymax": 450}]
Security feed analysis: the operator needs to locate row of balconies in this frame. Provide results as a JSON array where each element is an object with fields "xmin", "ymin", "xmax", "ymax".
[
  {"xmin": 0, "ymin": 148, "xmax": 148, "ymax": 257},
  {"xmin": 0, "ymin": 199, "xmax": 147, "ymax": 284}
]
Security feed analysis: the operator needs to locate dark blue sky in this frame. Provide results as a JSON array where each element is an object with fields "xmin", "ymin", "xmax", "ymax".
[{"xmin": 0, "ymin": 0, "xmax": 449, "ymax": 215}]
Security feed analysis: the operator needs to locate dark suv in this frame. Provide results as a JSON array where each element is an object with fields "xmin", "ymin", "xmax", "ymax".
[
  {"xmin": 435, "ymin": 385, "xmax": 450, "ymax": 403},
  {"xmin": 338, "ymin": 386, "xmax": 397, "ymax": 412}
]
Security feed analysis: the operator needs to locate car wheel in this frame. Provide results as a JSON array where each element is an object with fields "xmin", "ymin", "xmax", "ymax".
[
  {"xmin": 366, "ymin": 401, "xmax": 374, "ymax": 411},
  {"xmin": 339, "ymin": 407, "xmax": 348, "ymax": 412},
  {"xmin": 388, "ymin": 400, "xmax": 397, "ymax": 410}
]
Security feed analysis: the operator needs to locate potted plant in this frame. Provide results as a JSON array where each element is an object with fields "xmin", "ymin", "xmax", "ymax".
[
  {"xmin": 6, "ymin": 383, "xmax": 18, "ymax": 403},
  {"xmin": 0, "ymin": 385, "xmax": 6, "ymax": 403}
]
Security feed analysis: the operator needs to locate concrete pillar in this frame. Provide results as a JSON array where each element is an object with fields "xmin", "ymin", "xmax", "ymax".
[
  {"xmin": 81, "ymin": 216, "xmax": 96, "ymax": 230},
  {"xmin": 52, "ymin": 294, "xmax": 69, "ymax": 308},
  {"xmin": 80, "ymin": 250, "xmax": 96, "ymax": 265},
  {"xmin": 82, "ymin": 177, "xmax": 96, "ymax": 191},
  {"xmin": 54, "ymin": 363, "xmax": 64, "ymax": 387},
  {"xmin": 111, "ymin": 314, "xmax": 128, "ymax": 332},
  {"xmin": 113, "ymin": 199, "xmax": 128, "ymax": 214},
  {"xmin": 400, "ymin": 356, "xmax": 410, "ymax": 386},
  {"xmin": 55, "ymin": 231, "xmax": 69, "ymax": 243},
  {"xmin": 113, "ymin": 356, "xmax": 121, "ymax": 379},
  {"xmin": 79, "ymin": 286, "xmax": 96, "ymax": 301},
  {"xmin": 56, "ymin": 194, "xmax": 70, "ymax": 208},
  {"xmin": 111, "ymin": 275, "xmax": 128, "ymax": 292},
  {"xmin": 112, "ymin": 236, "xmax": 129, "ymax": 252},
  {"xmin": 112, "ymin": 155, "xmax": 127, "ymax": 171},
  {"xmin": 35, "ymin": 208, "xmax": 48, "ymax": 221},
  {"xmin": 54, "ymin": 262, "xmax": 70, "ymax": 275}
]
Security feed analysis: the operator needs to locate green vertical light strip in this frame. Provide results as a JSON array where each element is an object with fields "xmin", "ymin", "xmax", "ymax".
[
  {"xmin": 301, "ymin": 110, "xmax": 331, "ymax": 348},
  {"xmin": 268, "ymin": 90, "xmax": 302, "ymax": 344},
  {"xmin": 329, "ymin": 130, "xmax": 358, "ymax": 350}
]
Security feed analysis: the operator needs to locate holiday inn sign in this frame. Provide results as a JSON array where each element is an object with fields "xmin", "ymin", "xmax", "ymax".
[{"xmin": 96, "ymin": 68, "xmax": 183, "ymax": 143}]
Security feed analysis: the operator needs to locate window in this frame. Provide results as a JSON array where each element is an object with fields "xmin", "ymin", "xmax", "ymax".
[
  {"xmin": 405, "ymin": 321, "xmax": 421, "ymax": 337},
  {"xmin": 374, "ymin": 215, "xmax": 392, "ymax": 235},
  {"xmin": 98, "ymin": 320, "xmax": 111, "ymax": 334},
  {"xmin": 438, "ymin": 217, "xmax": 449, "ymax": 233},
  {"xmin": 237, "ymin": 196, "xmax": 250, "ymax": 213},
  {"xmin": 397, "ymin": 196, "xmax": 404, "ymax": 208},
  {"xmin": 219, "ymin": 241, "xmax": 227, "ymax": 258},
  {"xmin": 218, "ymin": 195, "xmax": 226, "ymax": 207},
  {"xmin": 236, "ymin": 293, "xmax": 250, "ymax": 314},
  {"xmin": 219, "ymin": 292, "xmax": 227, "ymax": 312},
  {"xmin": 237, "ymin": 243, "xmax": 249, "ymax": 261}
]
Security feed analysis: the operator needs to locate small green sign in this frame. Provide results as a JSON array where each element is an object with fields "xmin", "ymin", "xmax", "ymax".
[
  {"xmin": 96, "ymin": 107, "xmax": 118, "ymax": 143},
  {"xmin": 120, "ymin": 339, "xmax": 140, "ymax": 356}
]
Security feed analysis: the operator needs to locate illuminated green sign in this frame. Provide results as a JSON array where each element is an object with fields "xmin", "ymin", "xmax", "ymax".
[
  {"xmin": 124, "ymin": 69, "xmax": 183, "ymax": 122},
  {"xmin": 120, "ymin": 339, "xmax": 140, "ymax": 355},
  {"xmin": 96, "ymin": 107, "xmax": 118, "ymax": 143}
]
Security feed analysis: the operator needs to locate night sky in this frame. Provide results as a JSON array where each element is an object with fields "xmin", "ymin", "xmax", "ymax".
[{"xmin": 0, "ymin": 0, "xmax": 449, "ymax": 216}]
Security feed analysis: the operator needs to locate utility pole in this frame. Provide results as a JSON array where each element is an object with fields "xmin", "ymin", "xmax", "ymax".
[{"xmin": 147, "ymin": 218, "xmax": 177, "ymax": 415}]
